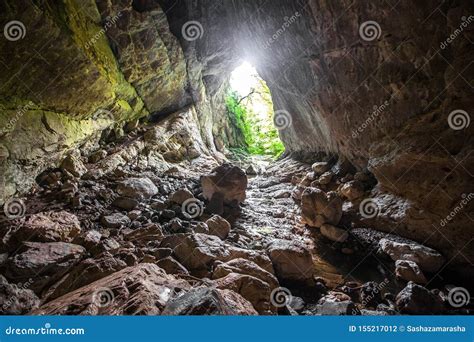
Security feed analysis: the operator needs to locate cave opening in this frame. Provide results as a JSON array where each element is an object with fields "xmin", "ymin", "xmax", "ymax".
[{"xmin": 227, "ymin": 61, "xmax": 284, "ymax": 158}]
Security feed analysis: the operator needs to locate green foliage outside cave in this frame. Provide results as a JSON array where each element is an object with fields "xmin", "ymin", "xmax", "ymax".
[{"xmin": 226, "ymin": 80, "xmax": 285, "ymax": 158}]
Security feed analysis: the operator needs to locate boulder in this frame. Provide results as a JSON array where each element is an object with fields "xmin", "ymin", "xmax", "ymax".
[
  {"xmin": 169, "ymin": 189, "xmax": 194, "ymax": 205},
  {"xmin": 395, "ymin": 260, "xmax": 427, "ymax": 284},
  {"xmin": 156, "ymin": 257, "xmax": 189, "ymax": 275},
  {"xmin": 212, "ymin": 258, "xmax": 278, "ymax": 290},
  {"xmin": 101, "ymin": 213, "xmax": 131, "ymax": 228},
  {"xmin": 318, "ymin": 171, "xmax": 334, "ymax": 185},
  {"xmin": 61, "ymin": 154, "xmax": 87, "ymax": 178},
  {"xmin": 395, "ymin": 282, "xmax": 445, "ymax": 314},
  {"xmin": 160, "ymin": 233, "xmax": 231, "ymax": 274},
  {"xmin": 267, "ymin": 239, "xmax": 314, "ymax": 283},
  {"xmin": 116, "ymin": 177, "xmax": 158, "ymax": 200},
  {"xmin": 5, "ymin": 242, "xmax": 85, "ymax": 294},
  {"xmin": 301, "ymin": 188, "xmax": 342, "ymax": 227},
  {"xmin": 8, "ymin": 211, "xmax": 81, "ymax": 245},
  {"xmin": 213, "ymin": 272, "xmax": 275, "ymax": 314},
  {"xmin": 206, "ymin": 215, "xmax": 231, "ymax": 240},
  {"xmin": 320, "ymin": 224, "xmax": 349, "ymax": 242},
  {"xmin": 311, "ymin": 162, "xmax": 329, "ymax": 175},
  {"xmin": 340, "ymin": 180, "xmax": 365, "ymax": 200},
  {"xmin": 42, "ymin": 252, "xmax": 128, "ymax": 301},
  {"xmin": 32, "ymin": 264, "xmax": 191, "ymax": 315},
  {"xmin": 162, "ymin": 287, "xmax": 257, "ymax": 315},
  {"xmin": 0, "ymin": 275, "xmax": 40, "ymax": 314},
  {"xmin": 124, "ymin": 223, "xmax": 164, "ymax": 246},
  {"xmin": 379, "ymin": 238, "xmax": 445, "ymax": 273},
  {"xmin": 316, "ymin": 291, "xmax": 358, "ymax": 315},
  {"xmin": 112, "ymin": 197, "xmax": 139, "ymax": 211},
  {"xmin": 201, "ymin": 163, "xmax": 247, "ymax": 203}
]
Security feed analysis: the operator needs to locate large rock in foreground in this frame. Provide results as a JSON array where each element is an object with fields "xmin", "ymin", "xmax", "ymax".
[
  {"xmin": 32, "ymin": 264, "xmax": 191, "ymax": 315},
  {"xmin": 267, "ymin": 239, "xmax": 314, "ymax": 283},
  {"xmin": 5, "ymin": 242, "xmax": 85, "ymax": 294},
  {"xmin": 201, "ymin": 164, "xmax": 247, "ymax": 204}
]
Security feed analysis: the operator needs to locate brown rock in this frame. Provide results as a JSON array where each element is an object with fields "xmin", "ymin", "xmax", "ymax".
[
  {"xmin": 0, "ymin": 275, "xmax": 40, "ymax": 314},
  {"xmin": 32, "ymin": 264, "xmax": 191, "ymax": 315},
  {"xmin": 395, "ymin": 282, "xmax": 445, "ymax": 314},
  {"xmin": 201, "ymin": 163, "xmax": 248, "ymax": 204},
  {"xmin": 340, "ymin": 180, "xmax": 365, "ymax": 201},
  {"xmin": 162, "ymin": 287, "xmax": 257, "ymax": 315},
  {"xmin": 61, "ymin": 154, "xmax": 87, "ymax": 178},
  {"xmin": 206, "ymin": 215, "xmax": 231, "ymax": 240},
  {"xmin": 267, "ymin": 239, "xmax": 314, "ymax": 283},
  {"xmin": 8, "ymin": 211, "xmax": 81, "ymax": 245},
  {"xmin": 301, "ymin": 188, "xmax": 342, "ymax": 228},
  {"xmin": 169, "ymin": 189, "xmax": 194, "ymax": 205},
  {"xmin": 320, "ymin": 224, "xmax": 349, "ymax": 242},
  {"xmin": 5, "ymin": 242, "xmax": 85, "ymax": 294},
  {"xmin": 213, "ymin": 272, "xmax": 275, "ymax": 314},
  {"xmin": 213, "ymin": 258, "xmax": 278, "ymax": 290},
  {"xmin": 395, "ymin": 260, "xmax": 427, "ymax": 284},
  {"xmin": 156, "ymin": 257, "xmax": 189, "ymax": 275}
]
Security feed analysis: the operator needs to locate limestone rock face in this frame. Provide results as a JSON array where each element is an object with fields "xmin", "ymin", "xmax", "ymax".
[{"xmin": 201, "ymin": 164, "xmax": 248, "ymax": 204}]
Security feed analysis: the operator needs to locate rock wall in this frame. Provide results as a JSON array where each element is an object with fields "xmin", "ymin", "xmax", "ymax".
[{"xmin": 160, "ymin": 0, "xmax": 474, "ymax": 271}]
